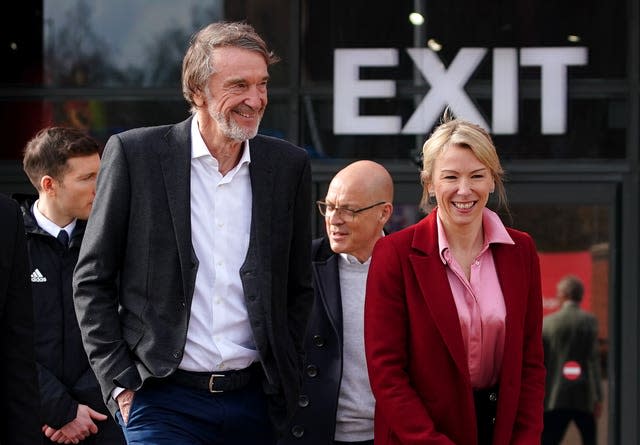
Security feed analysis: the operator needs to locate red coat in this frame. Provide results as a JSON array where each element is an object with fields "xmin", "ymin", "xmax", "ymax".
[{"xmin": 364, "ymin": 210, "xmax": 545, "ymax": 445}]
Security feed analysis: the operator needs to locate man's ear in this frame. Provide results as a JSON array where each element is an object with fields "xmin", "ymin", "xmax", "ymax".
[
  {"xmin": 40, "ymin": 175, "xmax": 55, "ymax": 194},
  {"xmin": 380, "ymin": 203, "xmax": 393, "ymax": 224},
  {"xmin": 193, "ymin": 91, "xmax": 205, "ymax": 107}
]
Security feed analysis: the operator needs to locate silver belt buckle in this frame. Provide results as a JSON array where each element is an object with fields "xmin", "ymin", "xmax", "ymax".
[{"xmin": 208, "ymin": 374, "xmax": 225, "ymax": 393}]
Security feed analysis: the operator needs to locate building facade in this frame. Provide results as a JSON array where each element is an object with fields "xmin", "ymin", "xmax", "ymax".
[{"xmin": 1, "ymin": 1, "xmax": 638, "ymax": 442}]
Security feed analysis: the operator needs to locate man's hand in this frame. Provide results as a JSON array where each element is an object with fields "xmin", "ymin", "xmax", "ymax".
[
  {"xmin": 42, "ymin": 425, "xmax": 71, "ymax": 444},
  {"xmin": 116, "ymin": 389, "xmax": 136, "ymax": 425},
  {"xmin": 42, "ymin": 404, "xmax": 108, "ymax": 444}
]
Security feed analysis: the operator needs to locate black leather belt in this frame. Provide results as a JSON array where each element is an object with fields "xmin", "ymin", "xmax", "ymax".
[{"xmin": 168, "ymin": 363, "xmax": 260, "ymax": 393}]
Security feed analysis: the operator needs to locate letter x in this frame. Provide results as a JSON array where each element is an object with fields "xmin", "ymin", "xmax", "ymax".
[{"xmin": 402, "ymin": 48, "xmax": 489, "ymax": 134}]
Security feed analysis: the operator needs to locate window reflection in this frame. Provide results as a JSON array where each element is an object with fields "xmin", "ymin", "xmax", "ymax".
[
  {"xmin": 510, "ymin": 203, "xmax": 609, "ymax": 444},
  {"xmin": 44, "ymin": 0, "xmax": 224, "ymax": 88}
]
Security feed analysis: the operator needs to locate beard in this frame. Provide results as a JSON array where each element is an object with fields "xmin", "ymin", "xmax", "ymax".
[
  {"xmin": 212, "ymin": 109, "xmax": 260, "ymax": 141},
  {"xmin": 205, "ymin": 91, "xmax": 263, "ymax": 141}
]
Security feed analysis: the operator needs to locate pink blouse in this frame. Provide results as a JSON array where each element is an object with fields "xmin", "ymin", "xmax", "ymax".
[{"xmin": 437, "ymin": 208, "xmax": 514, "ymax": 389}]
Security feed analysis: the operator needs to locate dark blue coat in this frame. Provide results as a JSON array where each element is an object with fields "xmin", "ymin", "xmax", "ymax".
[{"xmin": 281, "ymin": 237, "xmax": 344, "ymax": 444}]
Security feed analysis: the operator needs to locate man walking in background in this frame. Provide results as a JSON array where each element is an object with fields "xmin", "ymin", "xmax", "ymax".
[{"xmin": 542, "ymin": 275, "xmax": 602, "ymax": 445}]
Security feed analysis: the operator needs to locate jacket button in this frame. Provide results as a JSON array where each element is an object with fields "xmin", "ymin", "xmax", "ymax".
[
  {"xmin": 491, "ymin": 416, "xmax": 496, "ymax": 424},
  {"xmin": 313, "ymin": 335, "xmax": 325, "ymax": 347},
  {"xmin": 306, "ymin": 364, "xmax": 318, "ymax": 378},
  {"xmin": 291, "ymin": 425, "xmax": 304, "ymax": 438},
  {"xmin": 489, "ymin": 392, "xmax": 497, "ymax": 402},
  {"xmin": 298, "ymin": 394, "xmax": 309, "ymax": 407},
  {"xmin": 172, "ymin": 351, "xmax": 182, "ymax": 359}
]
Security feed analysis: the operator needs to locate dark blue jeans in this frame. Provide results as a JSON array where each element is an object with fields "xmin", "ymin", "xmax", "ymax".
[{"xmin": 116, "ymin": 378, "xmax": 275, "ymax": 445}]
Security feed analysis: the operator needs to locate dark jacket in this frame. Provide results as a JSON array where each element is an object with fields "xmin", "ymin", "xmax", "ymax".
[
  {"xmin": 16, "ymin": 195, "xmax": 124, "ymax": 444},
  {"xmin": 281, "ymin": 237, "xmax": 345, "ymax": 444},
  {"xmin": 0, "ymin": 194, "xmax": 41, "ymax": 444},
  {"xmin": 543, "ymin": 301, "xmax": 602, "ymax": 412},
  {"xmin": 73, "ymin": 118, "xmax": 313, "ymax": 434}
]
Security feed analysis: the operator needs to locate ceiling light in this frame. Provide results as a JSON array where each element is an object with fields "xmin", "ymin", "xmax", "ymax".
[
  {"xmin": 427, "ymin": 38, "xmax": 442, "ymax": 52},
  {"xmin": 409, "ymin": 12, "xmax": 425, "ymax": 26}
]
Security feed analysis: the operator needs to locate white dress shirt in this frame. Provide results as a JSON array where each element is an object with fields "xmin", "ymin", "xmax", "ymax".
[
  {"xmin": 32, "ymin": 199, "xmax": 76, "ymax": 238},
  {"xmin": 180, "ymin": 116, "xmax": 259, "ymax": 372}
]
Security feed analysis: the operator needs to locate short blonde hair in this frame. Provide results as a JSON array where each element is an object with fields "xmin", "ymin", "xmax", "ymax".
[{"xmin": 419, "ymin": 116, "xmax": 506, "ymax": 213}]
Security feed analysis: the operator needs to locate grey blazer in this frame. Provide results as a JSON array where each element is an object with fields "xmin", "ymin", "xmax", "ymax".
[{"xmin": 73, "ymin": 117, "xmax": 313, "ymax": 432}]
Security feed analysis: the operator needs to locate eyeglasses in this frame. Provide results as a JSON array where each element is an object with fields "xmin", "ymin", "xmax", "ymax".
[{"xmin": 316, "ymin": 201, "xmax": 387, "ymax": 221}]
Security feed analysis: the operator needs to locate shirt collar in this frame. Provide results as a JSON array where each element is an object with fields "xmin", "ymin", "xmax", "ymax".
[
  {"xmin": 32, "ymin": 199, "xmax": 76, "ymax": 238},
  {"xmin": 339, "ymin": 253, "xmax": 372, "ymax": 266},
  {"xmin": 190, "ymin": 115, "xmax": 251, "ymax": 168},
  {"xmin": 437, "ymin": 207, "xmax": 514, "ymax": 264},
  {"xmin": 337, "ymin": 230, "xmax": 385, "ymax": 265}
]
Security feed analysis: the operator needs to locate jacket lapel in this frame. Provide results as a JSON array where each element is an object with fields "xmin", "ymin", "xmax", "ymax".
[
  {"xmin": 410, "ymin": 211, "xmax": 470, "ymax": 385},
  {"xmin": 246, "ymin": 136, "xmax": 274, "ymax": 273},
  {"xmin": 239, "ymin": 136, "xmax": 275, "ymax": 337},
  {"xmin": 312, "ymin": 253, "xmax": 343, "ymax": 342},
  {"xmin": 159, "ymin": 117, "xmax": 197, "ymax": 298},
  {"xmin": 493, "ymin": 241, "xmax": 523, "ymax": 377}
]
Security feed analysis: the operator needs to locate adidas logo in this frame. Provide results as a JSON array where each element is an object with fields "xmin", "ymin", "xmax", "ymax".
[{"xmin": 31, "ymin": 268, "xmax": 47, "ymax": 283}]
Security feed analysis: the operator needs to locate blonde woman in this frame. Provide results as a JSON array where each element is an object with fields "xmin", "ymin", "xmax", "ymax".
[{"xmin": 365, "ymin": 117, "xmax": 545, "ymax": 444}]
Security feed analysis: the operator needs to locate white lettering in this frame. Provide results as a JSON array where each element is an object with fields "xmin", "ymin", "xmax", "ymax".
[
  {"xmin": 332, "ymin": 46, "xmax": 588, "ymax": 136},
  {"xmin": 520, "ymin": 47, "xmax": 588, "ymax": 134},
  {"xmin": 402, "ymin": 48, "xmax": 489, "ymax": 133},
  {"xmin": 492, "ymin": 48, "xmax": 519, "ymax": 134},
  {"xmin": 333, "ymin": 49, "xmax": 401, "ymax": 134}
]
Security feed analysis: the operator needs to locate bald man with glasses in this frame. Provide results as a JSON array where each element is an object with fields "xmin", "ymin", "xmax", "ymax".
[{"xmin": 280, "ymin": 160, "xmax": 393, "ymax": 445}]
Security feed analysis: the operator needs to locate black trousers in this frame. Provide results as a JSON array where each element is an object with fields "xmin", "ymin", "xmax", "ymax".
[
  {"xmin": 474, "ymin": 386, "xmax": 499, "ymax": 445},
  {"xmin": 543, "ymin": 409, "xmax": 596, "ymax": 445}
]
